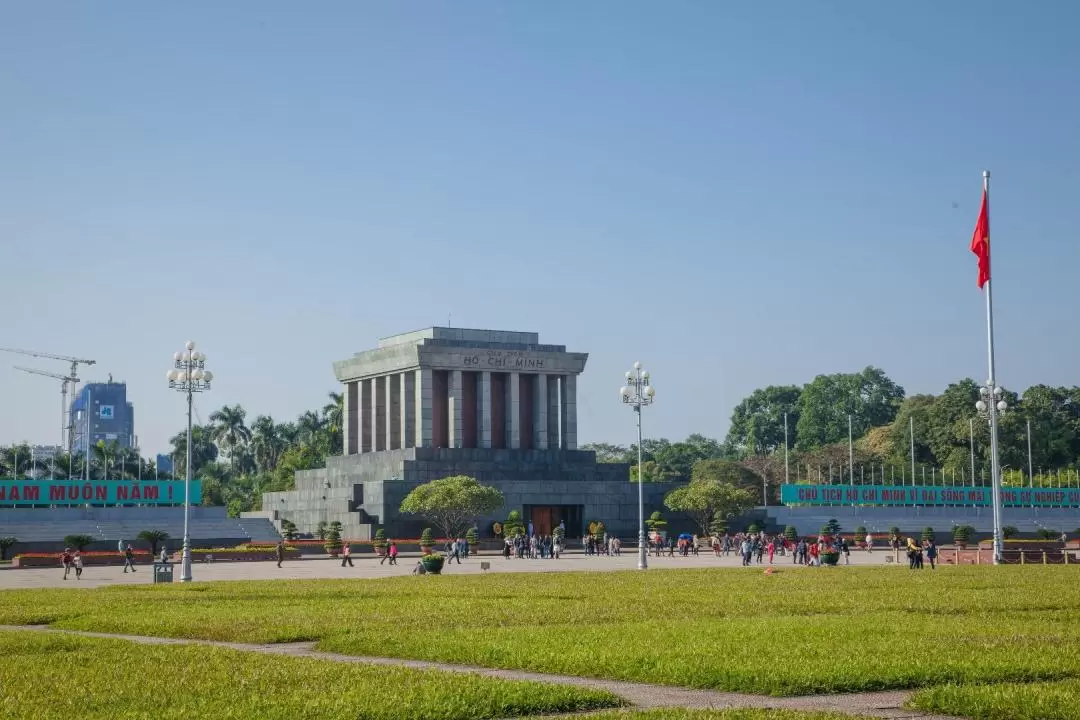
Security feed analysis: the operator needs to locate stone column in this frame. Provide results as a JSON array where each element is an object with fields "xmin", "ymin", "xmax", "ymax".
[
  {"xmin": 388, "ymin": 374, "xmax": 401, "ymax": 450},
  {"xmin": 479, "ymin": 371, "xmax": 492, "ymax": 449},
  {"xmin": 343, "ymin": 381, "xmax": 352, "ymax": 455},
  {"xmin": 374, "ymin": 376, "xmax": 386, "ymax": 452},
  {"xmin": 547, "ymin": 375, "xmax": 561, "ymax": 449},
  {"xmin": 449, "ymin": 369, "xmax": 463, "ymax": 449},
  {"xmin": 563, "ymin": 374, "xmax": 578, "ymax": 450},
  {"xmin": 507, "ymin": 371, "xmax": 521, "ymax": 449},
  {"xmin": 416, "ymin": 368, "xmax": 433, "ymax": 448},
  {"xmin": 533, "ymin": 374, "xmax": 548, "ymax": 450},
  {"xmin": 360, "ymin": 379, "xmax": 372, "ymax": 453},
  {"xmin": 401, "ymin": 373, "xmax": 414, "ymax": 449}
]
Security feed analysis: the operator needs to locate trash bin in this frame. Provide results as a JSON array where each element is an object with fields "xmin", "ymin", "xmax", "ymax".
[{"xmin": 152, "ymin": 562, "xmax": 174, "ymax": 584}]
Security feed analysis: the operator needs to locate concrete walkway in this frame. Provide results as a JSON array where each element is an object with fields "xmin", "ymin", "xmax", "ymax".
[
  {"xmin": 0, "ymin": 624, "xmax": 960, "ymax": 719},
  {"xmin": 0, "ymin": 549, "xmax": 904, "ymax": 589}
]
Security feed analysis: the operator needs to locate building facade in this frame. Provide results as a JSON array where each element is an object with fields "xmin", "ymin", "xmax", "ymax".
[
  {"xmin": 264, "ymin": 328, "xmax": 686, "ymax": 540},
  {"xmin": 69, "ymin": 381, "xmax": 135, "ymax": 456}
]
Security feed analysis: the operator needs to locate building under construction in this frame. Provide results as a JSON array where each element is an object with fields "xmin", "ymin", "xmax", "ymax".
[{"xmin": 69, "ymin": 379, "xmax": 136, "ymax": 455}]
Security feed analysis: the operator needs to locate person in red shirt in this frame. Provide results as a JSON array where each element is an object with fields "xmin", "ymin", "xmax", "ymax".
[
  {"xmin": 808, "ymin": 542, "xmax": 820, "ymax": 566},
  {"xmin": 60, "ymin": 547, "xmax": 73, "ymax": 580}
]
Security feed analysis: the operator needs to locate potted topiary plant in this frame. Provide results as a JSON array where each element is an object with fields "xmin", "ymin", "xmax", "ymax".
[
  {"xmin": 465, "ymin": 527, "xmax": 478, "ymax": 549},
  {"xmin": 820, "ymin": 546, "xmax": 841, "ymax": 566},
  {"xmin": 823, "ymin": 519, "xmax": 842, "ymax": 537},
  {"xmin": 373, "ymin": 528, "xmax": 387, "ymax": 557},
  {"xmin": 419, "ymin": 528, "xmax": 435, "ymax": 555},
  {"xmin": 747, "ymin": 524, "xmax": 760, "ymax": 534},
  {"xmin": 952, "ymin": 525, "xmax": 971, "ymax": 549},
  {"xmin": 1002, "ymin": 525, "xmax": 1019, "ymax": 540},
  {"xmin": 324, "ymin": 526, "xmax": 342, "ymax": 557},
  {"xmin": 420, "ymin": 551, "xmax": 444, "ymax": 574},
  {"xmin": 854, "ymin": 525, "xmax": 867, "ymax": 539},
  {"xmin": 783, "ymin": 525, "xmax": 798, "ymax": 543},
  {"xmin": 646, "ymin": 511, "xmax": 668, "ymax": 540},
  {"xmin": 921, "ymin": 527, "xmax": 935, "ymax": 543}
]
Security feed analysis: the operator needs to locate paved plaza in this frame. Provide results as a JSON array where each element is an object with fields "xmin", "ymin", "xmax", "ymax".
[{"xmin": 0, "ymin": 548, "xmax": 900, "ymax": 589}]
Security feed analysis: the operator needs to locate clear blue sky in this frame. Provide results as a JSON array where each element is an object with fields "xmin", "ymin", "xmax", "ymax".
[{"xmin": 2, "ymin": 2, "xmax": 1078, "ymax": 457}]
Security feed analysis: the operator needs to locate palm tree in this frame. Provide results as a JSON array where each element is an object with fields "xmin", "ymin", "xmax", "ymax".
[
  {"xmin": 323, "ymin": 391, "xmax": 344, "ymax": 456},
  {"xmin": 92, "ymin": 440, "xmax": 121, "ymax": 479},
  {"xmin": 168, "ymin": 425, "xmax": 220, "ymax": 478},
  {"xmin": 297, "ymin": 411, "xmax": 326, "ymax": 449},
  {"xmin": 251, "ymin": 415, "xmax": 283, "ymax": 473},
  {"xmin": 278, "ymin": 421, "xmax": 300, "ymax": 448},
  {"xmin": 209, "ymin": 404, "xmax": 252, "ymax": 471}
]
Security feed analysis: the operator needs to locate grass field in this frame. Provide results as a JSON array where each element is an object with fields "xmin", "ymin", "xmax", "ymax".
[
  {"xmin": 589, "ymin": 712, "xmax": 870, "ymax": 720},
  {"xmin": 910, "ymin": 680, "xmax": 1080, "ymax": 720},
  {"xmin": 0, "ymin": 630, "xmax": 621, "ymax": 720},
  {"xmin": 3, "ymin": 566, "xmax": 1080, "ymax": 697}
]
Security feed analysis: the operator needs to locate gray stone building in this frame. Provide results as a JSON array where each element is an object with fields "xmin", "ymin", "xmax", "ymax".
[{"xmin": 263, "ymin": 327, "xmax": 684, "ymax": 539}]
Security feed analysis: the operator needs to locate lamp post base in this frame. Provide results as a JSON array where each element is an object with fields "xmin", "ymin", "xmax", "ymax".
[
  {"xmin": 180, "ymin": 537, "xmax": 193, "ymax": 582},
  {"xmin": 637, "ymin": 531, "xmax": 648, "ymax": 570}
]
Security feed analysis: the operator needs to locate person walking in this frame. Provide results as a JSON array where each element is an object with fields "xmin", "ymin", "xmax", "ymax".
[
  {"xmin": 123, "ymin": 544, "xmax": 137, "ymax": 573},
  {"xmin": 73, "ymin": 550, "xmax": 84, "ymax": 580},
  {"xmin": 865, "ymin": 532, "xmax": 873, "ymax": 553},
  {"xmin": 60, "ymin": 547, "xmax": 73, "ymax": 580},
  {"xmin": 387, "ymin": 541, "xmax": 398, "ymax": 565},
  {"xmin": 925, "ymin": 539, "xmax": 937, "ymax": 570},
  {"xmin": 341, "ymin": 542, "xmax": 354, "ymax": 567},
  {"xmin": 841, "ymin": 538, "xmax": 850, "ymax": 565},
  {"xmin": 275, "ymin": 540, "xmax": 286, "ymax": 568},
  {"xmin": 767, "ymin": 539, "xmax": 775, "ymax": 565}
]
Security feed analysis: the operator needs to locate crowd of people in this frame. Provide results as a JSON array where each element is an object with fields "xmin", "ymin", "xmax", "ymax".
[{"xmin": 503, "ymin": 533, "xmax": 564, "ymax": 558}]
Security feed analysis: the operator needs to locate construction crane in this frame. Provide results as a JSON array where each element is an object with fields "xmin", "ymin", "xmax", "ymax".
[
  {"xmin": 13, "ymin": 366, "xmax": 80, "ymax": 453},
  {"xmin": 3, "ymin": 348, "xmax": 95, "ymax": 453}
]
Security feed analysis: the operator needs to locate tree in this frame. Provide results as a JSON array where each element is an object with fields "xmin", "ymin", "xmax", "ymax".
[
  {"xmin": 580, "ymin": 443, "xmax": 631, "ymax": 463},
  {"xmin": 645, "ymin": 511, "xmax": 667, "ymax": 532},
  {"xmin": 63, "ymin": 534, "xmax": 95, "ymax": 551},
  {"xmin": 168, "ymin": 425, "xmax": 219, "ymax": 478},
  {"xmin": 281, "ymin": 520, "xmax": 299, "ymax": 541},
  {"xmin": 691, "ymin": 459, "xmax": 763, "ymax": 496},
  {"xmin": 822, "ymin": 519, "xmax": 841, "ymax": 536},
  {"xmin": 316, "ymin": 521, "xmax": 328, "ymax": 541},
  {"xmin": 209, "ymin": 404, "xmax": 252, "ymax": 472},
  {"xmin": 297, "ymin": 411, "xmax": 327, "ymax": 450},
  {"xmin": 664, "ymin": 479, "xmax": 755, "ymax": 537},
  {"xmin": 504, "ymin": 510, "xmax": 526, "ymax": 537},
  {"xmin": 0, "ymin": 537, "xmax": 16, "ymax": 560},
  {"xmin": 137, "ymin": 530, "xmax": 169, "ymax": 556},
  {"xmin": 251, "ymin": 415, "xmax": 285, "ymax": 473},
  {"xmin": 796, "ymin": 367, "xmax": 904, "ymax": 448},
  {"xmin": 324, "ymin": 524, "xmax": 342, "ymax": 555},
  {"xmin": 726, "ymin": 385, "xmax": 802, "ymax": 456},
  {"xmin": 400, "ymin": 475, "xmax": 505, "ymax": 540},
  {"xmin": 323, "ymin": 391, "xmax": 344, "ymax": 456}
]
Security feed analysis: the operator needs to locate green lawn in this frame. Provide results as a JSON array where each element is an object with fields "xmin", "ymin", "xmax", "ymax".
[
  {"xmin": 910, "ymin": 680, "xmax": 1080, "ymax": 720},
  {"xmin": 0, "ymin": 630, "xmax": 621, "ymax": 720},
  {"xmin": 587, "ymin": 713, "xmax": 871, "ymax": 720},
  {"xmin": 3, "ymin": 566, "xmax": 1080, "ymax": 695}
]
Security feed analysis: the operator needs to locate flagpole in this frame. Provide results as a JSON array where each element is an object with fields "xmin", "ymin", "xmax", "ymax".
[{"xmin": 983, "ymin": 170, "xmax": 1005, "ymax": 564}]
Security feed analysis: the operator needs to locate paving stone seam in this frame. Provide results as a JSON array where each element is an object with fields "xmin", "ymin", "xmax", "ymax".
[{"xmin": 0, "ymin": 625, "xmax": 963, "ymax": 720}]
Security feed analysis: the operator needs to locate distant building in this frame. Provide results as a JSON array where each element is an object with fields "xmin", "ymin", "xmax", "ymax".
[
  {"xmin": 156, "ymin": 454, "xmax": 174, "ymax": 476},
  {"xmin": 70, "ymin": 380, "xmax": 135, "ymax": 456}
]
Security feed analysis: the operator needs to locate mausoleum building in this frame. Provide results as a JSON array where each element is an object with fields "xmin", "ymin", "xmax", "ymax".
[{"xmin": 262, "ymin": 328, "xmax": 683, "ymax": 540}]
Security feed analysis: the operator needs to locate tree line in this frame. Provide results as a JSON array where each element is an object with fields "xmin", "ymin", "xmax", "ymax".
[
  {"xmin": 584, "ymin": 366, "xmax": 1080, "ymax": 497},
  {"xmin": 0, "ymin": 391, "xmax": 344, "ymax": 517}
]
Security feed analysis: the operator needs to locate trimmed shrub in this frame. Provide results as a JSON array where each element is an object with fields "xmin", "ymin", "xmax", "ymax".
[
  {"xmin": 783, "ymin": 525, "xmax": 798, "ymax": 542},
  {"xmin": 63, "ymin": 534, "xmax": 95, "ymax": 551},
  {"xmin": 952, "ymin": 525, "xmax": 971, "ymax": 545},
  {"xmin": 465, "ymin": 527, "xmax": 478, "ymax": 546},
  {"xmin": 645, "ymin": 511, "xmax": 667, "ymax": 531},
  {"xmin": 419, "ymin": 528, "xmax": 435, "ymax": 549},
  {"xmin": 823, "ymin": 519, "xmax": 842, "ymax": 536},
  {"xmin": 1002, "ymin": 525, "xmax": 1019, "ymax": 539},
  {"xmin": 921, "ymin": 527, "xmax": 935, "ymax": 542},
  {"xmin": 854, "ymin": 526, "xmax": 867, "ymax": 537},
  {"xmin": 747, "ymin": 524, "xmax": 760, "ymax": 534}
]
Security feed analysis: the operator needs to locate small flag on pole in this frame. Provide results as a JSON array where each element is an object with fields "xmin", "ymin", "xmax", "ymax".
[{"xmin": 971, "ymin": 189, "xmax": 991, "ymax": 288}]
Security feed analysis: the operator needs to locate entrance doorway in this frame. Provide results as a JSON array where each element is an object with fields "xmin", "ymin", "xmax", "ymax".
[{"xmin": 525, "ymin": 504, "xmax": 583, "ymax": 538}]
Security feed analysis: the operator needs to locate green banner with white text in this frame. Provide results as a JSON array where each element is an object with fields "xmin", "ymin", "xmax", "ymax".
[
  {"xmin": 780, "ymin": 484, "xmax": 1080, "ymax": 507},
  {"xmin": 0, "ymin": 480, "xmax": 200, "ymax": 506}
]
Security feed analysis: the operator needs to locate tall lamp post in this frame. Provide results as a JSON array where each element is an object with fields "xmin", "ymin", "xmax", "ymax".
[
  {"xmin": 620, "ymin": 361, "xmax": 655, "ymax": 571},
  {"xmin": 975, "ymin": 384, "xmax": 1007, "ymax": 564},
  {"xmin": 167, "ymin": 341, "xmax": 213, "ymax": 582}
]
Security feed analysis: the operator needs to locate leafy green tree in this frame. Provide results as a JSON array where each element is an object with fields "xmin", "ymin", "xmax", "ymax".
[
  {"xmin": 580, "ymin": 443, "xmax": 631, "ymax": 463},
  {"xmin": 0, "ymin": 537, "xmax": 16, "ymax": 560},
  {"xmin": 726, "ymin": 385, "xmax": 802, "ymax": 456},
  {"xmin": 690, "ymin": 459, "xmax": 763, "ymax": 497},
  {"xmin": 400, "ymin": 475, "xmax": 505, "ymax": 540},
  {"xmin": 503, "ymin": 510, "xmax": 526, "ymax": 537},
  {"xmin": 784, "ymin": 525, "xmax": 799, "ymax": 542},
  {"xmin": 1002, "ymin": 525, "xmax": 1019, "ymax": 539},
  {"xmin": 323, "ymin": 391, "xmax": 344, "ymax": 456},
  {"xmin": 63, "ymin": 534, "xmax": 95, "ymax": 551},
  {"xmin": 281, "ymin": 520, "xmax": 299, "ymax": 541},
  {"xmin": 796, "ymin": 367, "xmax": 904, "ymax": 449},
  {"xmin": 168, "ymin": 425, "xmax": 219, "ymax": 478},
  {"xmin": 137, "ymin": 529, "xmax": 169, "ymax": 556},
  {"xmin": 822, "ymin": 519, "xmax": 841, "ymax": 536},
  {"xmin": 664, "ymin": 479, "xmax": 755, "ymax": 537}
]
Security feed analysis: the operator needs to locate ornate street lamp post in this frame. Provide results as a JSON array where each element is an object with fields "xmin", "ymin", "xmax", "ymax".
[
  {"xmin": 621, "ymin": 362, "xmax": 655, "ymax": 571},
  {"xmin": 975, "ymin": 383, "xmax": 1007, "ymax": 564},
  {"xmin": 167, "ymin": 341, "xmax": 213, "ymax": 582}
]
